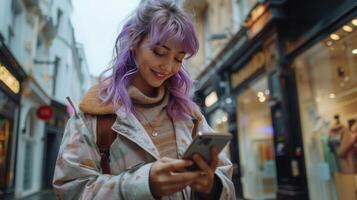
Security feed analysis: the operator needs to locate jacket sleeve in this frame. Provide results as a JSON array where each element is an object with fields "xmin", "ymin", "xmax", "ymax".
[
  {"xmin": 193, "ymin": 116, "xmax": 237, "ymax": 200},
  {"xmin": 52, "ymin": 114, "xmax": 156, "ymax": 200}
]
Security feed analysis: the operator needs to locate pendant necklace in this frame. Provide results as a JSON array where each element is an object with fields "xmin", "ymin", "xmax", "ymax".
[{"xmin": 138, "ymin": 111, "xmax": 159, "ymax": 137}]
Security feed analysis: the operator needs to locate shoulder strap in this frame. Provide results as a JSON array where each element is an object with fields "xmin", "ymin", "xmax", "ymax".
[
  {"xmin": 96, "ymin": 114, "xmax": 116, "ymax": 174},
  {"xmin": 192, "ymin": 118, "xmax": 199, "ymax": 139}
]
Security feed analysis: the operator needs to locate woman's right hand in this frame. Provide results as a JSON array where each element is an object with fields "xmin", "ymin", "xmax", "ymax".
[{"xmin": 149, "ymin": 157, "xmax": 203, "ymax": 197}]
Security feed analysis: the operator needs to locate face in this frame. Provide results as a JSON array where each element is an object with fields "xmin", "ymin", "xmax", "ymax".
[{"xmin": 132, "ymin": 37, "xmax": 186, "ymax": 96}]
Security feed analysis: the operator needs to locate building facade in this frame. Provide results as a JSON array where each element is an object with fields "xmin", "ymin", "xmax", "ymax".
[
  {"xmin": 184, "ymin": 0, "xmax": 357, "ymax": 199},
  {"xmin": 0, "ymin": 0, "xmax": 91, "ymax": 199}
]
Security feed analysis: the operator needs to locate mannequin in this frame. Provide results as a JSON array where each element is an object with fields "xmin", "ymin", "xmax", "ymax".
[
  {"xmin": 328, "ymin": 115, "xmax": 344, "ymax": 171},
  {"xmin": 337, "ymin": 118, "xmax": 357, "ymax": 174}
]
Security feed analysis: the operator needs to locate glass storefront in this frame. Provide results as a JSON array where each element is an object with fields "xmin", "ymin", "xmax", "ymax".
[
  {"xmin": 294, "ymin": 18, "xmax": 357, "ymax": 200},
  {"xmin": 0, "ymin": 90, "xmax": 17, "ymax": 196},
  {"xmin": 209, "ymin": 109, "xmax": 231, "ymax": 159},
  {"xmin": 237, "ymin": 76, "xmax": 277, "ymax": 199}
]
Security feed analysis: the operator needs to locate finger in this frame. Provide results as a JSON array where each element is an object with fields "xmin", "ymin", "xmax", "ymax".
[
  {"xmin": 159, "ymin": 160, "xmax": 193, "ymax": 172},
  {"xmin": 166, "ymin": 171, "xmax": 202, "ymax": 184},
  {"xmin": 159, "ymin": 157, "xmax": 178, "ymax": 164},
  {"xmin": 192, "ymin": 154, "xmax": 211, "ymax": 172},
  {"xmin": 210, "ymin": 146, "xmax": 219, "ymax": 170}
]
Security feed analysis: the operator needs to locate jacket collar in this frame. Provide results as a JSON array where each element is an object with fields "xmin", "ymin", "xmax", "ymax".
[{"xmin": 79, "ymin": 84, "xmax": 203, "ymax": 160}]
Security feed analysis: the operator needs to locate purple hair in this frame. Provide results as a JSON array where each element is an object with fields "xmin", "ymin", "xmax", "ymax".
[{"xmin": 98, "ymin": 0, "xmax": 199, "ymax": 120}]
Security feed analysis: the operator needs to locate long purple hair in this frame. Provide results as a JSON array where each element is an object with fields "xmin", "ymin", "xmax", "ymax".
[{"xmin": 98, "ymin": 0, "xmax": 199, "ymax": 120}]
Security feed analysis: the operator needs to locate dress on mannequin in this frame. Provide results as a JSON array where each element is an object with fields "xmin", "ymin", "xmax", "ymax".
[
  {"xmin": 338, "ymin": 119, "xmax": 357, "ymax": 174},
  {"xmin": 328, "ymin": 115, "xmax": 343, "ymax": 172}
]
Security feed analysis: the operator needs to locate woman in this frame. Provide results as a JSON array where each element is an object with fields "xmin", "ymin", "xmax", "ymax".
[{"xmin": 53, "ymin": 0, "xmax": 236, "ymax": 199}]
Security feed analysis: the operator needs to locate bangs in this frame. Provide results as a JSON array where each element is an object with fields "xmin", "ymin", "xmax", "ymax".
[{"xmin": 147, "ymin": 12, "xmax": 198, "ymax": 58}]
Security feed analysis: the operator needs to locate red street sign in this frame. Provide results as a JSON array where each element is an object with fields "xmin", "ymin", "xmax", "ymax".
[{"xmin": 37, "ymin": 105, "xmax": 53, "ymax": 121}]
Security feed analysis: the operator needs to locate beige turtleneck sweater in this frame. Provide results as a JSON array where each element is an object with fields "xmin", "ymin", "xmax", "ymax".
[{"xmin": 128, "ymin": 86, "xmax": 178, "ymax": 159}]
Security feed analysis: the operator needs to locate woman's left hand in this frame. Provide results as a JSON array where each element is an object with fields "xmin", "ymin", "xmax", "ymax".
[{"xmin": 190, "ymin": 146, "xmax": 219, "ymax": 196}]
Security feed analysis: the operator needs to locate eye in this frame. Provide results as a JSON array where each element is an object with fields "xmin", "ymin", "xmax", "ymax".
[
  {"xmin": 175, "ymin": 58, "xmax": 183, "ymax": 63},
  {"xmin": 175, "ymin": 55, "xmax": 185, "ymax": 63},
  {"xmin": 152, "ymin": 47, "xmax": 166, "ymax": 57},
  {"xmin": 153, "ymin": 50, "xmax": 164, "ymax": 56}
]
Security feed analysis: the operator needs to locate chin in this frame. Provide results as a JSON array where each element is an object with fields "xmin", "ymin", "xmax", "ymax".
[{"xmin": 149, "ymin": 81, "xmax": 164, "ymax": 88}]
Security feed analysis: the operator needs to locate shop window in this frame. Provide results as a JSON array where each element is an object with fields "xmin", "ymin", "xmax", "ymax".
[
  {"xmin": 294, "ymin": 18, "xmax": 356, "ymax": 200},
  {"xmin": 209, "ymin": 109, "xmax": 231, "ymax": 159},
  {"xmin": 0, "ymin": 118, "xmax": 12, "ymax": 190},
  {"xmin": 0, "ymin": 91, "xmax": 16, "ymax": 193},
  {"xmin": 237, "ymin": 76, "xmax": 277, "ymax": 199}
]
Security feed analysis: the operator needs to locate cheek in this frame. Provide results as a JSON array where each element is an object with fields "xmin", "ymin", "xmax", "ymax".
[{"xmin": 171, "ymin": 65, "xmax": 181, "ymax": 74}]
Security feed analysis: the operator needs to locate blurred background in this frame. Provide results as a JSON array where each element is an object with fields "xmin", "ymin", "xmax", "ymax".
[{"xmin": 0, "ymin": 0, "xmax": 356, "ymax": 199}]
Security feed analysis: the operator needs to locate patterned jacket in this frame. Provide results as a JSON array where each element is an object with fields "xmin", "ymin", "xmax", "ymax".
[{"xmin": 53, "ymin": 85, "xmax": 236, "ymax": 200}]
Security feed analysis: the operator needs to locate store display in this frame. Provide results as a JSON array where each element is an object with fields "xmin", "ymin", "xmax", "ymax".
[{"xmin": 337, "ymin": 119, "xmax": 357, "ymax": 174}]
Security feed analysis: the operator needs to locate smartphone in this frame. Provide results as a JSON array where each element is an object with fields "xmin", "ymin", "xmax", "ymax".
[{"xmin": 182, "ymin": 131, "xmax": 232, "ymax": 170}]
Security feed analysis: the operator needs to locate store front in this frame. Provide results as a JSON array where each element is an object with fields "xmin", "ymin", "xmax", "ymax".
[
  {"xmin": 42, "ymin": 100, "xmax": 68, "ymax": 189},
  {"xmin": 229, "ymin": 46, "xmax": 278, "ymax": 199},
  {"xmin": 0, "ymin": 40, "xmax": 26, "ymax": 199},
  {"xmin": 236, "ymin": 76, "xmax": 277, "ymax": 199},
  {"xmin": 0, "ymin": 88, "xmax": 18, "ymax": 198},
  {"xmin": 293, "ymin": 16, "xmax": 357, "ymax": 200}
]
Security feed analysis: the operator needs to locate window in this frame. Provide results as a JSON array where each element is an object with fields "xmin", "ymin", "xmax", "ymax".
[{"xmin": 294, "ymin": 18, "xmax": 357, "ymax": 200}]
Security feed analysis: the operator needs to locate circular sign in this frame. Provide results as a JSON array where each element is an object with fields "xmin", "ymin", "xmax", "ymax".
[{"xmin": 37, "ymin": 105, "xmax": 53, "ymax": 121}]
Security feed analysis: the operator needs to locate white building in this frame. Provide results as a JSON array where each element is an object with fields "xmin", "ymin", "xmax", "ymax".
[{"xmin": 0, "ymin": 0, "xmax": 90, "ymax": 198}]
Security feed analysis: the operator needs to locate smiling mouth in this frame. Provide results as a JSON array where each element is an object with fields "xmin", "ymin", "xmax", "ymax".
[{"xmin": 151, "ymin": 69, "xmax": 168, "ymax": 80}]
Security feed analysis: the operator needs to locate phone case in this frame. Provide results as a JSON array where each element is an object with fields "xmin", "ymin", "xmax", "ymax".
[{"xmin": 182, "ymin": 132, "xmax": 232, "ymax": 170}]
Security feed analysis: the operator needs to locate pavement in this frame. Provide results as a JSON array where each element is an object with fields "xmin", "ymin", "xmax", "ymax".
[{"xmin": 15, "ymin": 190, "xmax": 56, "ymax": 200}]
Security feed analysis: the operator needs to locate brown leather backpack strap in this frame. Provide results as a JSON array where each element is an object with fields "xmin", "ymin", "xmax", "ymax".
[
  {"xmin": 192, "ymin": 118, "xmax": 199, "ymax": 139},
  {"xmin": 96, "ymin": 114, "xmax": 116, "ymax": 174}
]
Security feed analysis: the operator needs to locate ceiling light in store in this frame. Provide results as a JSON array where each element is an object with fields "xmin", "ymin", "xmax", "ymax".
[
  {"xmin": 352, "ymin": 48, "xmax": 357, "ymax": 55},
  {"xmin": 352, "ymin": 19, "xmax": 357, "ymax": 26},
  {"xmin": 329, "ymin": 93, "xmax": 336, "ymax": 99},
  {"xmin": 257, "ymin": 92, "xmax": 264, "ymax": 97},
  {"xmin": 326, "ymin": 41, "xmax": 333, "ymax": 46},
  {"xmin": 343, "ymin": 25, "xmax": 353, "ymax": 32},
  {"xmin": 330, "ymin": 34, "xmax": 340, "ymax": 41},
  {"xmin": 259, "ymin": 96, "xmax": 266, "ymax": 103}
]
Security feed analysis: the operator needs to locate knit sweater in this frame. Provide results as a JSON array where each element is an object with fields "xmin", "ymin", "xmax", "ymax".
[{"xmin": 128, "ymin": 85, "xmax": 178, "ymax": 159}]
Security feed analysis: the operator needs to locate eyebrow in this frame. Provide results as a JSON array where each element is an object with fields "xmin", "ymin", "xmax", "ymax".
[{"xmin": 161, "ymin": 45, "xmax": 186, "ymax": 55}]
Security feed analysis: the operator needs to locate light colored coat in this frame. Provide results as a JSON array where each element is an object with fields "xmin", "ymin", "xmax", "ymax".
[{"xmin": 53, "ymin": 86, "xmax": 236, "ymax": 200}]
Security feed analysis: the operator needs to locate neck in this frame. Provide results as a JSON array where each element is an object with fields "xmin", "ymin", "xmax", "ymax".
[{"xmin": 131, "ymin": 77, "xmax": 158, "ymax": 97}]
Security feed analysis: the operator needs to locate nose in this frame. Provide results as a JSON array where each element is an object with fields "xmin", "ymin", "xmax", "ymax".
[{"xmin": 159, "ymin": 58, "xmax": 174, "ymax": 74}]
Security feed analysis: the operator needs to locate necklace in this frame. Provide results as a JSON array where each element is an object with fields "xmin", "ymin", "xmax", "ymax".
[{"xmin": 137, "ymin": 110, "xmax": 159, "ymax": 137}]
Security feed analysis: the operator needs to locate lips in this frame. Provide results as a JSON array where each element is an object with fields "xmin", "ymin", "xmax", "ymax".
[{"xmin": 151, "ymin": 69, "xmax": 168, "ymax": 80}]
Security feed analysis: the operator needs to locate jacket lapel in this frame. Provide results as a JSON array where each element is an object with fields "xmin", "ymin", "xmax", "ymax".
[
  {"xmin": 110, "ymin": 107, "xmax": 203, "ymax": 161},
  {"xmin": 174, "ymin": 116, "xmax": 202, "ymax": 159},
  {"xmin": 111, "ymin": 111, "xmax": 161, "ymax": 160}
]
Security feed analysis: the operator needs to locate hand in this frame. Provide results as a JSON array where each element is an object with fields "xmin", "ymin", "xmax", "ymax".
[
  {"xmin": 149, "ymin": 157, "xmax": 203, "ymax": 197},
  {"xmin": 190, "ymin": 146, "xmax": 219, "ymax": 196}
]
